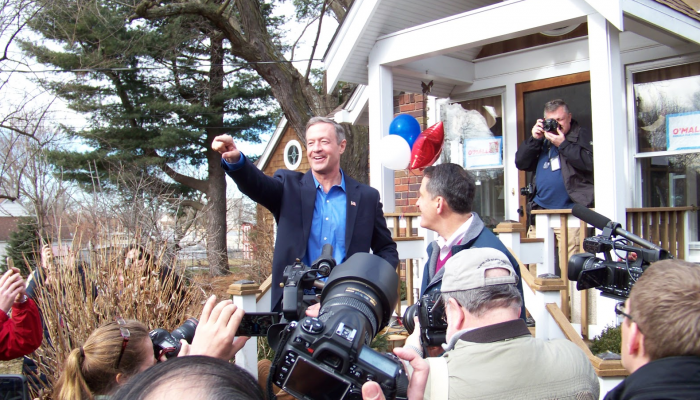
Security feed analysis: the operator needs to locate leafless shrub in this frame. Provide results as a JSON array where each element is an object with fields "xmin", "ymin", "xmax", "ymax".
[{"xmin": 25, "ymin": 240, "xmax": 206, "ymax": 399}]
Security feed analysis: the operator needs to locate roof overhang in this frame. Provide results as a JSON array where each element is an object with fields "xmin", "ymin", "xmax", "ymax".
[
  {"xmin": 256, "ymin": 116, "xmax": 288, "ymax": 171},
  {"xmin": 325, "ymin": 0, "xmax": 700, "ymax": 100}
]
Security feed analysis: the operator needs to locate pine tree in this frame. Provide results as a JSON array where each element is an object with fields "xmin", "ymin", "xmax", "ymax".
[
  {"xmin": 21, "ymin": 0, "xmax": 280, "ymax": 273},
  {"xmin": 2, "ymin": 216, "xmax": 45, "ymax": 275}
]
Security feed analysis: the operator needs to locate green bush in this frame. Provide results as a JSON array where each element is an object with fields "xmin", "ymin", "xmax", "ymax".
[
  {"xmin": 590, "ymin": 324, "xmax": 622, "ymax": 355},
  {"xmin": 400, "ymin": 280, "xmax": 407, "ymax": 301},
  {"xmin": 1, "ymin": 216, "xmax": 46, "ymax": 275}
]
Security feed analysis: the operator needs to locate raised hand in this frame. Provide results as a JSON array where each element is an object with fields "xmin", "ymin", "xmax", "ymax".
[
  {"xmin": 183, "ymin": 295, "xmax": 250, "ymax": 360},
  {"xmin": 212, "ymin": 135, "xmax": 241, "ymax": 164},
  {"xmin": 0, "ymin": 268, "xmax": 26, "ymax": 314}
]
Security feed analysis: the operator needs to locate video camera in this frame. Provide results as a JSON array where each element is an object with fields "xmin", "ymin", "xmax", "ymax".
[
  {"xmin": 150, "ymin": 318, "xmax": 198, "ymax": 360},
  {"xmin": 568, "ymin": 205, "xmax": 672, "ymax": 299},
  {"xmin": 402, "ymin": 289, "xmax": 446, "ymax": 348},
  {"xmin": 267, "ymin": 245, "xmax": 408, "ymax": 400}
]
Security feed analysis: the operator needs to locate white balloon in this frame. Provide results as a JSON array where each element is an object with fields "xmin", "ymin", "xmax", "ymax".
[{"xmin": 380, "ymin": 135, "xmax": 411, "ymax": 170}]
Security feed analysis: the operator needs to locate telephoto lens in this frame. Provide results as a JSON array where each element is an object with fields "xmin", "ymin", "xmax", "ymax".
[
  {"xmin": 150, "ymin": 318, "xmax": 199, "ymax": 360},
  {"xmin": 269, "ymin": 253, "xmax": 408, "ymax": 400}
]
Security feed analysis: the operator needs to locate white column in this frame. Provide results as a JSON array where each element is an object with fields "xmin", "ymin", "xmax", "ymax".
[
  {"xmin": 587, "ymin": 13, "xmax": 628, "ymax": 329},
  {"xmin": 504, "ymin": 83, "xmax": 521, "ymax": 221},
  {"xmin": 368, "ymin": 57, "xmax": 396, "ymax": 211},
  {"xmin": 230, "ymin": 282, "xmax": 261, "ymax": 379}
]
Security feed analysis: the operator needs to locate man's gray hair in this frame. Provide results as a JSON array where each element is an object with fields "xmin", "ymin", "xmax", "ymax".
[
  {"xmin": 442, "ymin": 284, "xmax": 522, "ymax": 318},
  {"xmin": 543, "ymin": 99, "xmax": 570, "ymax": 116},
  {"xmin": 305, "ymin": 116, "xmax": 346, "ymax": 144}
]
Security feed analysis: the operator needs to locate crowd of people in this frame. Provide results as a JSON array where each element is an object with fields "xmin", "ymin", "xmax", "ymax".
[{"xmin": 1, "ymin": 110, "xmax": 697, "ymax": 400}]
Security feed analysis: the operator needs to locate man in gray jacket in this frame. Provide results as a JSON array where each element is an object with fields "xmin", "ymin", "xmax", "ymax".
[{"xmin": 363, "ymin": 247, "xmax": 599, "ymax": 400}]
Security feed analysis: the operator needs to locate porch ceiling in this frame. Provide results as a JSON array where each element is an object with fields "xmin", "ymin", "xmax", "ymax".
[
  {"xmin": 326, "ymin": 0, "xmax": 700, "ymax": 99},
  {"xmin": 324, "ymin": 0, "xmax": 500, "ymax": 94}
]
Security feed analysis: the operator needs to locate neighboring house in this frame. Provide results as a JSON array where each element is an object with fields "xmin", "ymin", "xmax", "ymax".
[
  {"xmin": 226, "ymin": 197, "xmax": 256, "ymax": 259},
  {"xmin": 321, "ymin": 0, "xmax": 700, "ymax": 383},
  {"xmin": 0, "ymin": 199, "xmax": 30, "ymax": 262}
]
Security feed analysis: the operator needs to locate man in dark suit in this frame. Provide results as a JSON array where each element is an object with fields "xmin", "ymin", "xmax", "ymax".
[{"xmin": 212, "ymin": 117, "xmax": 398, "ymax": 310}]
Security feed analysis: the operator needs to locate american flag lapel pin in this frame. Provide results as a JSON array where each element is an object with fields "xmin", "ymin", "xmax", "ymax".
[{"xmin": 350, "ymin": 201, "xmax": 357, "ymax": 206}]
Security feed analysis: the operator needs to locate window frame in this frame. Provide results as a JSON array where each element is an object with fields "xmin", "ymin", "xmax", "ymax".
[
  {"xmin": 283, "ymin": 139, "xmax": 302, "ymax": 170},
  {"xmin": 625, "ymin": 54, "xmax": 700, "ymax": 208}
]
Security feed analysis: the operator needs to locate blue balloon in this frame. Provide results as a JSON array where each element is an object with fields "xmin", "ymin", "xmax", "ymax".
[{"xmin": 389, "ymin": 114, "xmax": 421, "ymax": 149}]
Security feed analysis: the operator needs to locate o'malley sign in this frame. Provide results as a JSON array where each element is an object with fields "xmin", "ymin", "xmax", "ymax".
[{"xmin": 666, "ymin": 112, "xmax": 700, "ymax": 151}]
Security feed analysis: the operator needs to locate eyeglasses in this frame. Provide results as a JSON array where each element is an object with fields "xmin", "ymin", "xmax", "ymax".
[
  {"xmin": 115, "ymin": 317, "xmax": 130, "ymax": 369},
  {"xmin": 615, "ymin": 301, "xmax": 635, "ymax": 321}
]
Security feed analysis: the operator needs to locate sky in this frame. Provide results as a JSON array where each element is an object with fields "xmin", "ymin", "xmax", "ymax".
[{"xmin": 1, "ymin": 1, "xmax": 339, "ymax": 157}]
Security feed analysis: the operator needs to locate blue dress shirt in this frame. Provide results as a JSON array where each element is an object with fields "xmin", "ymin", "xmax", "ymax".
[
  {"xmin": 222, "ymin": 153, "xmax": 347, "ymax": 266},
  {"xmin": 304, "ymin": 172, "xmax": 347, "ymax": 268}
]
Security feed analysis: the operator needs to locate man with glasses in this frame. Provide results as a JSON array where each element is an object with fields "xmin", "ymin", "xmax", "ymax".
[
  {"xmin": 605, "ymin": 259, "xmax": 700, "ymax": 400},
  {"xmin": 391, "ymin": 248, "xmax": 598, "ymax": 400}
]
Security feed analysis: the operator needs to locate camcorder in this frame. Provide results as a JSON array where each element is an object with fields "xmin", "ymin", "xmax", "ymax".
[
  {"xmin": 542, "ymin": 118, "xmax": 560, "ymax": 133},
  {"xmin": 568, "ymin": 205, "xmax": 672, "ymax": 299},
  {"xmin": 402, "ymin": 289, "xmax": 446, "ymax": 348},
  {"xmin": 265, "ymin": 245, "xmax": 408, "ymax": 400},
  {"xmin": 150, "ymin": 318, "xmax": 198, "ymax": 360}
]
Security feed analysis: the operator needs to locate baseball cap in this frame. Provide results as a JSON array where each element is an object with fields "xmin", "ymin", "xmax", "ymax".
[{"xmin": 441, "ymin": 248, "xmax": 518, "ymax": 293}]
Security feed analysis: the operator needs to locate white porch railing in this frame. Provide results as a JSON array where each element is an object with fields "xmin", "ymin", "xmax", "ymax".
[{"xmin": 229, "ymin": 207, "xmax": 696, "ymax": 395}]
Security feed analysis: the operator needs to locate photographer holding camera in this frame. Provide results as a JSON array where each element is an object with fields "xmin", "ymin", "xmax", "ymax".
[
  {"xmin": 389, "ymin": 248, "xmax": 599, "ymax": 400},
  {"xmin": 52, "ymin": 295, "xmax": 249, "ymax": 400},
  {"xmin": 515, "ymin": 99, "xmax": 594, "ymax": 256},
  {"xmin": 0, "ymin": 267, "xmax": 42, "ymax": 361},
  {"xmin": 604, "ymin": 259, "xmax": 700, "ymax": 400}
]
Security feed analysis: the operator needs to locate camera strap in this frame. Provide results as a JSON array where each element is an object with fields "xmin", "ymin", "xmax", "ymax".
[
  {"xmin": 426, "ymin": 357, "xmax": 449, "ymax": 399},
  {"xmin": 267, "ymin": 325, "xmax": 295, "ymax": 400}
]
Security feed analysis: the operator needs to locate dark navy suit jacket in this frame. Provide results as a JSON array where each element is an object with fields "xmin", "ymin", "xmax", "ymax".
[{"xmin": 223, "ymin": 159, "xmax": 399, "ymax": 310}]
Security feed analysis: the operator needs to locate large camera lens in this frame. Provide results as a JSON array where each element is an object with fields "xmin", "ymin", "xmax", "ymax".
[
  {"xmin": 402, "ymin": 304, "xmax": 418, "ymax": 334},
  {"xmin": 171, "ymin": 318, "xmax": 198, "ymax": 343},
  {"xmin": 320, "ymin": 253, "xmax": 398, "ymax": 342},
  {"xmin": 568, "ymin": 253, "xmax": 593, "ymax": 281}
]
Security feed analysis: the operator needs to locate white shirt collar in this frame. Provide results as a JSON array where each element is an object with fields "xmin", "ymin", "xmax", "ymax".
[{"xmin": 436, "ymin": 216, "xmax": 473, "ymax": 260}]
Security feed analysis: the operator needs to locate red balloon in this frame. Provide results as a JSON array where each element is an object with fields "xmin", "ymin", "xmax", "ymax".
[{"xmin": 409, "ymin": 122, "xmax": 444, "ymax": 170}]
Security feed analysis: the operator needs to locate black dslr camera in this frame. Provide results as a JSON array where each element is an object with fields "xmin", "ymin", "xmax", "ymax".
[
  {"xmin": 402, "ymin": 289, "xmax": 446, "ymax": 348},
  {"xmin": 568, "ymin": 205, "xmax": 672, "ymax": 299},
  {"xmin": 542, "ymin": 118, "xmax": 560, "ymax": 133},
  {"xmin": 520, "ymin": 183, "xmax": 534, "ymax": 197},
  {"xmin": 268, "ymin": 248, "xmax": 408, "ymax": 400},
  {"xmin": 150, "ymin": 318, "xmax": 198, "ymax": 359}
]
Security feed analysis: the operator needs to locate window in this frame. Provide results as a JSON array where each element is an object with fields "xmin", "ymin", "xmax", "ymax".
[
  {"xmin": 631, "ymin": 62, "xmax": 700, "ymax": 240},
  {"xmin": 284, "ymin": 140, "xmax": 302, "ymax": 170},
  {"xmin": 440, "ymin": 94, "xmax": 505, "ymax": 229}
]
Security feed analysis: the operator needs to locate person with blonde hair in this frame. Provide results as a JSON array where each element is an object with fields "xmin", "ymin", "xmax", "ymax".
[
  {"xmin": 53, "ymin": 295, "xmax": 250, "ymax": 399},
  {"xmin": 53, "ymin": 319, "xmax": 154, "ymax": 399}
]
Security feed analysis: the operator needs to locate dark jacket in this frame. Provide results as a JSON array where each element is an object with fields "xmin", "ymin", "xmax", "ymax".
[
  {"xmin": 604, "ymin": 356, "xmax": 700, "ymax": 400},
  {"xmin": 515, "ymin": 120, "xmax": 594, "ymax": 207},
  {"xmin": 223, "ymin": 158, "xmax": 399, "ymax": 310},
  {"xmin": 420, "ymin": 213, "xmax": 526, "ymax": 318}
]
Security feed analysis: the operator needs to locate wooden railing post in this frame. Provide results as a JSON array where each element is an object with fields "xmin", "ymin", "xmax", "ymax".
[
  {"xmin": 625, "ymin": 206, "xmax": 697, "ymax": 259},
  {"xmin": 229, "ymin": 280, "xmax": 262, "ymax": 379}
]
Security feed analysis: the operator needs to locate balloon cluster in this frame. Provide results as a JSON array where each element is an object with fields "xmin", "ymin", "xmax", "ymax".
[{"xmin": 380, "ymin": 114, "xmax": 444, "ymax": 171}]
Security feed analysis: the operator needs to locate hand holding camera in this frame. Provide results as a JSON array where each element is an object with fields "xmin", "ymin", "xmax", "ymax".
[
  {"xmin": 150, "ymin": 295, "xmax": 250, "ymax": 362},
  {"xmin": 183, "ymin": 295, "xmax": 250, "ymax": 360},
  {"xmin": 0, "ymin": 267, "xmax": 26, "ymax": 314},
  {"xmin": 532, "ymin": 118, "xmax": 565, "ymax": 146}
]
